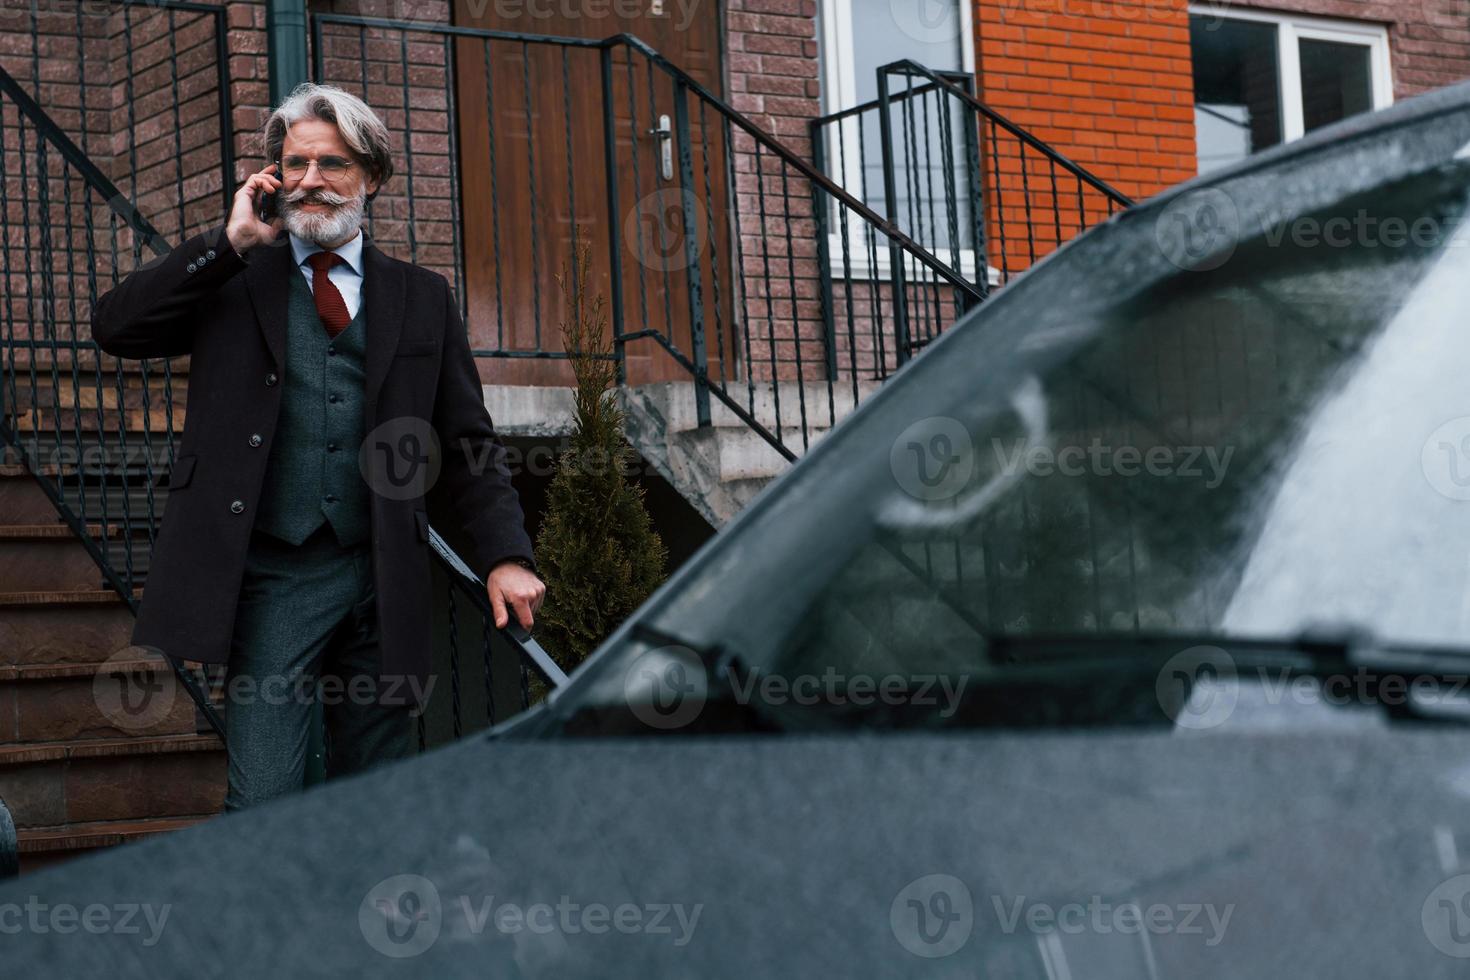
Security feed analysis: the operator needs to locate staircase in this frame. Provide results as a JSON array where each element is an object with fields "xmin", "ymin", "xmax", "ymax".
[{"xmin": 0, "ymin": 373, "xmax": 225, "ymax": 874}]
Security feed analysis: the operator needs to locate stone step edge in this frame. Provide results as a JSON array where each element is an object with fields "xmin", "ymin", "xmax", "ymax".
[
  {"xmin": 16, "ymin": 814, "xmax": 217, "ymax": 854},
  {"xmin": 0, "ymin": 732, "xmax": 223, "ymax": 767}
]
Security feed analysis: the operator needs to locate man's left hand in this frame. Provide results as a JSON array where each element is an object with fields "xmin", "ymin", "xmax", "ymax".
[{"xmin": 487, "ymin": 561, "xmax": 546, "ymax": 630}]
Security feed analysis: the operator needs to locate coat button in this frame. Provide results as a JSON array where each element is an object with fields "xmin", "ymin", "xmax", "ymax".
[
  {"xmin": 186, "ymin": 262, "xmax": 197, "ymax": 273},
  {"xmin": 206, "ymin": 249, "xmax": 216, "ymax": 260},
  {"xmin": 249, "ymin": 434, "xmax": 262, "ymax": 447},
  {"xmin": 265, "ymin": 372, "xmax": 278, "ymax": 386},
  {"xmin": 230, "ymin": 500, "xmax": 245, "ymax": 514}
]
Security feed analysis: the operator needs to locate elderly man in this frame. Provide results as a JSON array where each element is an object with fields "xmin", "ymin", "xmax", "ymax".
[{"xmin": 91, "ymin": 83, "xmax": 545, "ymax": 810}]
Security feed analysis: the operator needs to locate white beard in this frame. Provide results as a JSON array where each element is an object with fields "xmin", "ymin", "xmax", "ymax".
[{"xmin": 282, "ymin": 186, "xmax": 366, "ymax": 247}]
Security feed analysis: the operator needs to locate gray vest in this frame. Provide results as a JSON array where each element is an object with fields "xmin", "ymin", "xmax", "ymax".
[{"xmin": 253, "ymin": 265, "xmax": 371, "ymax": 548}]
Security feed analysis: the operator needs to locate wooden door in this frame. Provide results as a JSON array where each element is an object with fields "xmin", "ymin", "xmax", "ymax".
[{"xmin": 450, "ymin": 4, "xmax": 731, "ymax": 388}]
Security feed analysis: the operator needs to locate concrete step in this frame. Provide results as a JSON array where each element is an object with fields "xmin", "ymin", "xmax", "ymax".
[
  {"xmin": 0, "ymin": 646, "xmax": 199, "ymax": 743},
  {"xmin": 15, "ymin": 813, "xmax": 216, "ymax": 876},
  {"xmin": 0, "ymin": 587, "xmax": 144, "ymax": 668},
  {"xmin": 0, "ymin": 733, "xmax": 224, "ymax": 829},
  {"xmin": 0, "ymin": 522, "xmax": 121, "ymax": 592}
]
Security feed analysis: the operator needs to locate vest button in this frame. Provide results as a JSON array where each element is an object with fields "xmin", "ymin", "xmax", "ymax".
[
  {"xmin": 324, "ymin": 494, "xmax": 338, "ymax": 503},
  {"xmin": 328, "ymin": 393, "xmax": 339, "ymax": 403},
  {"xmin": 265, "ymin": 373, "xmax": 278, "ymax": 386},
  {"xmin": 327, "ymin": 443, "xmax": 338, "ymax": 452},
  {"xmin": 230, "ymin": 500, "xmax": 245, "ymax": 514},
  {"xmin": 327, "ymin": 347, "xmax": 336, "ymax": 356},
  {"xmin": 249, "ymin": 434, "xmax": 263, "ymax": 447}
]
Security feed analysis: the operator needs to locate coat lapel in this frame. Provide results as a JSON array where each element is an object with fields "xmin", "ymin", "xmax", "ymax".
[{"xmin": 244, "ymin": 227, "xmax": 405, "ymax": 413}]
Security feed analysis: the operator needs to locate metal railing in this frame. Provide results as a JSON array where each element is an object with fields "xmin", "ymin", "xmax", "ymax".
[
  {"xmin": 311, "ymin": 19, "xmax": 987, "ymax": 461},
  {"xmin": 0, "ymin": 57, "xmax": 564, "ymax": 751},
  {"xmin": 812, "ymin": 60, "xmax": 1134, "ymax": 304}
]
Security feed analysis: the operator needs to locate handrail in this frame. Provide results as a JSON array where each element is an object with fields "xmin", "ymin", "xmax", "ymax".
[
  {"xmin": 426, "ymin": 525, "xmax": 569, "ymax": 689},
  {"xmin": 310, "ymin": 17, "xmax": 985, "ymax": 304},
  {"xmin": 877, "ymin": 58, "xmax": 1135, "ymax": 209},
  {"xmin": 0, "ymin": 64, "xmax": 172, "ymax": 259}
]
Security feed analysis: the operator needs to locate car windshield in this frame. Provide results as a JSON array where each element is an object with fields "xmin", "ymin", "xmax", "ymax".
[
  {"xmin": 765, "ymin": 175, "xmax": 1470, "ymax": 681},
  {"xmin": 542, "ymin": 93, "xmax": 1470, "ymax": 732}
]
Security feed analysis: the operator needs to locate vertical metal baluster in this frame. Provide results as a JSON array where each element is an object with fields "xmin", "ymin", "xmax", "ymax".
[
  {"xmin": 986, "ymin": 118, "xmax": 1010, "ymax": 287},
  {"xmin": 600, "ymin": 44, "xmax": 626, "ymax": 382},
  {"xmin": 480, "ymin": 611, "xmax": 496, "ymax": 727},
  {"xmin": 520, "ymin": 42, "xmax": 541, "ymax": 348},
  {"xmin": 484, "ymin": 39, "xmax": 507, "ymax": 352},
  {"xmin": 775, "ymin": 161, "xmax": 807, "ymax": 448},
  {"xmin": 645, "ymin": 60, "xmax": 674, "ymax": 345},
  {"xmin": 752, "ymin": 142, "xmax": 782, "ymax": 448},
  {"xmin": 875, "ymin": 70, "xmax": 909, "ymax": 368},
  {"xmin": 698, "ymin": 100, "xmax": 726, "ymax": 392},
  {"xmin": 445, "ymin": 579, "xmax": 462, "ymax": 739},
  {"xmin": 723, "ymin": 113, "xmax": 756, "ymax": 417},
  {"xmin": 623, "ymin": 55, "xmax": 650, "ymax": 338},
  {"xmin": 671, "ymin": 80, "xmax": 709, "ymax": 428},
  {"xmin": 399, "ymin": 32, "xmax": 419, "ymax": 262},
  {"xmin": 445, "ymin": 34, "xmax": 466, "ymax": 328},
  {"xmin": 1018, "ymin": 137, "xmax": 1036, "ymax": 267},
  {"xmin": 855, "ymin": 112, "xmax": 888, "ymax": 378},
  {"xmin": 832, "ymin": 117, "xmax": 859, "ymax": 405},
  {"xmin": 809, "ymin": 115, "xmax": 837, "ymax": 425}
]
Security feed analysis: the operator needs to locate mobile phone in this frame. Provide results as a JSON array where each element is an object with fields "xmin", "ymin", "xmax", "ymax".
[{"xmin": 257, "ymin": 184, "xmax": 279, "ymax": 223}]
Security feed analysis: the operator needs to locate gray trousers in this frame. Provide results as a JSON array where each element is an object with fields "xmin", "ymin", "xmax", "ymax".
[{"xmin": 223, "ymin": 521, "xmax": 413, "ymax": 812}]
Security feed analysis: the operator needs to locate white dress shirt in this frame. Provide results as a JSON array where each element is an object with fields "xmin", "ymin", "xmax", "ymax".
[{"xmin": 289, "ymin": 228, "xmax": 365, "ymax": 321}]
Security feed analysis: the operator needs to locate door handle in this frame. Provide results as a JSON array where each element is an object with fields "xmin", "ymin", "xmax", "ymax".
[{"xmin": 648, "ymin": 114, "xmax": 673, "ymax": 181}]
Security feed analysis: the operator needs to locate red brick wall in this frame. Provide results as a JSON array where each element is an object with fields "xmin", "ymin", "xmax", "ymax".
[{"xmin": 972, "ymin": 0, "xmax": 1197, "ymax": 276}]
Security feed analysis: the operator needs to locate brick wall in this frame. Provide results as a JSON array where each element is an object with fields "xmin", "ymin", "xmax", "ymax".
[
  {"xmin": 971, "ymin": 0, "xmax": 1196, "ymax": 276},
  {"xmin": 725, "ymin": 0, "xmax": 828, "ymax": 380}
]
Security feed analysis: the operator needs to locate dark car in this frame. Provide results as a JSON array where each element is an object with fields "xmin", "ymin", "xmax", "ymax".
[{"xmin": 11, "ymin": 78, "xmax": 1470, "ymax": 979}]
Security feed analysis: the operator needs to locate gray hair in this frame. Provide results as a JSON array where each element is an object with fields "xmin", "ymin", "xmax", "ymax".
[{"xmin": 263, "ymin": 83, "xmax": 394, "ymax": 199}]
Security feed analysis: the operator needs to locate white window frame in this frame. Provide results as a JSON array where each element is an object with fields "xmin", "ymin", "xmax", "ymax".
[
  {"xmin": 1188, "ymin": 4, "xmax": 1393, "ymax": 152},
  {"xmin": 818, "ymin": 0, "xmax": 986, "ymax": 284}
]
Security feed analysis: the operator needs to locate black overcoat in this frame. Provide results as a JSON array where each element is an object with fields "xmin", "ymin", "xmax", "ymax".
[{"xmin": 91, "ymin": 222, "xmax": 535, "ymax": 702}]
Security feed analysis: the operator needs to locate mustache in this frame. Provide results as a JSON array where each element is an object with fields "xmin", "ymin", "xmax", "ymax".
[{"xmin": 285, "ymin": 189, "xmax": 354, "ymax": 206}]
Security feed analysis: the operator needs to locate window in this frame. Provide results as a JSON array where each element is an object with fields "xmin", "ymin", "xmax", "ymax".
[
  {"xmin": 818, "ymin": 0, "xmax": 979, "ymax": 274},
  {"xmin": 1190, "ymin": 5, "xmax": 1392, "ymax": 174}
]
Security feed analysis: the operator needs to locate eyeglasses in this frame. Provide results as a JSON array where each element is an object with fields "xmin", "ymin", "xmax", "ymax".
[{"xmin": 277, "ymin": 155, "xmax": 357, "ymax": 183}]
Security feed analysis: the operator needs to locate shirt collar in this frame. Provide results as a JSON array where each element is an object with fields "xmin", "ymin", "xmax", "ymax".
[{"xmin": 290, "ymin": 227, "xmax": 364, "ymax": 277}]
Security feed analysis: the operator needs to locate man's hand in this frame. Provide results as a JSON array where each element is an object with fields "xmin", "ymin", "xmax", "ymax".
[
  {"xmin": 225, "ymin": 163, "xmax": 284, "ymax": 256},
  {"xmin": 487, "ymin": 561, "xmax": 546, "ymax": 630}
]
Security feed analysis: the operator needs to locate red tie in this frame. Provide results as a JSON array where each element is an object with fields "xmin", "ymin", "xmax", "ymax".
[{"xmin": 305, "ymin": 251, "xmax": 351, "ymax": 338}]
